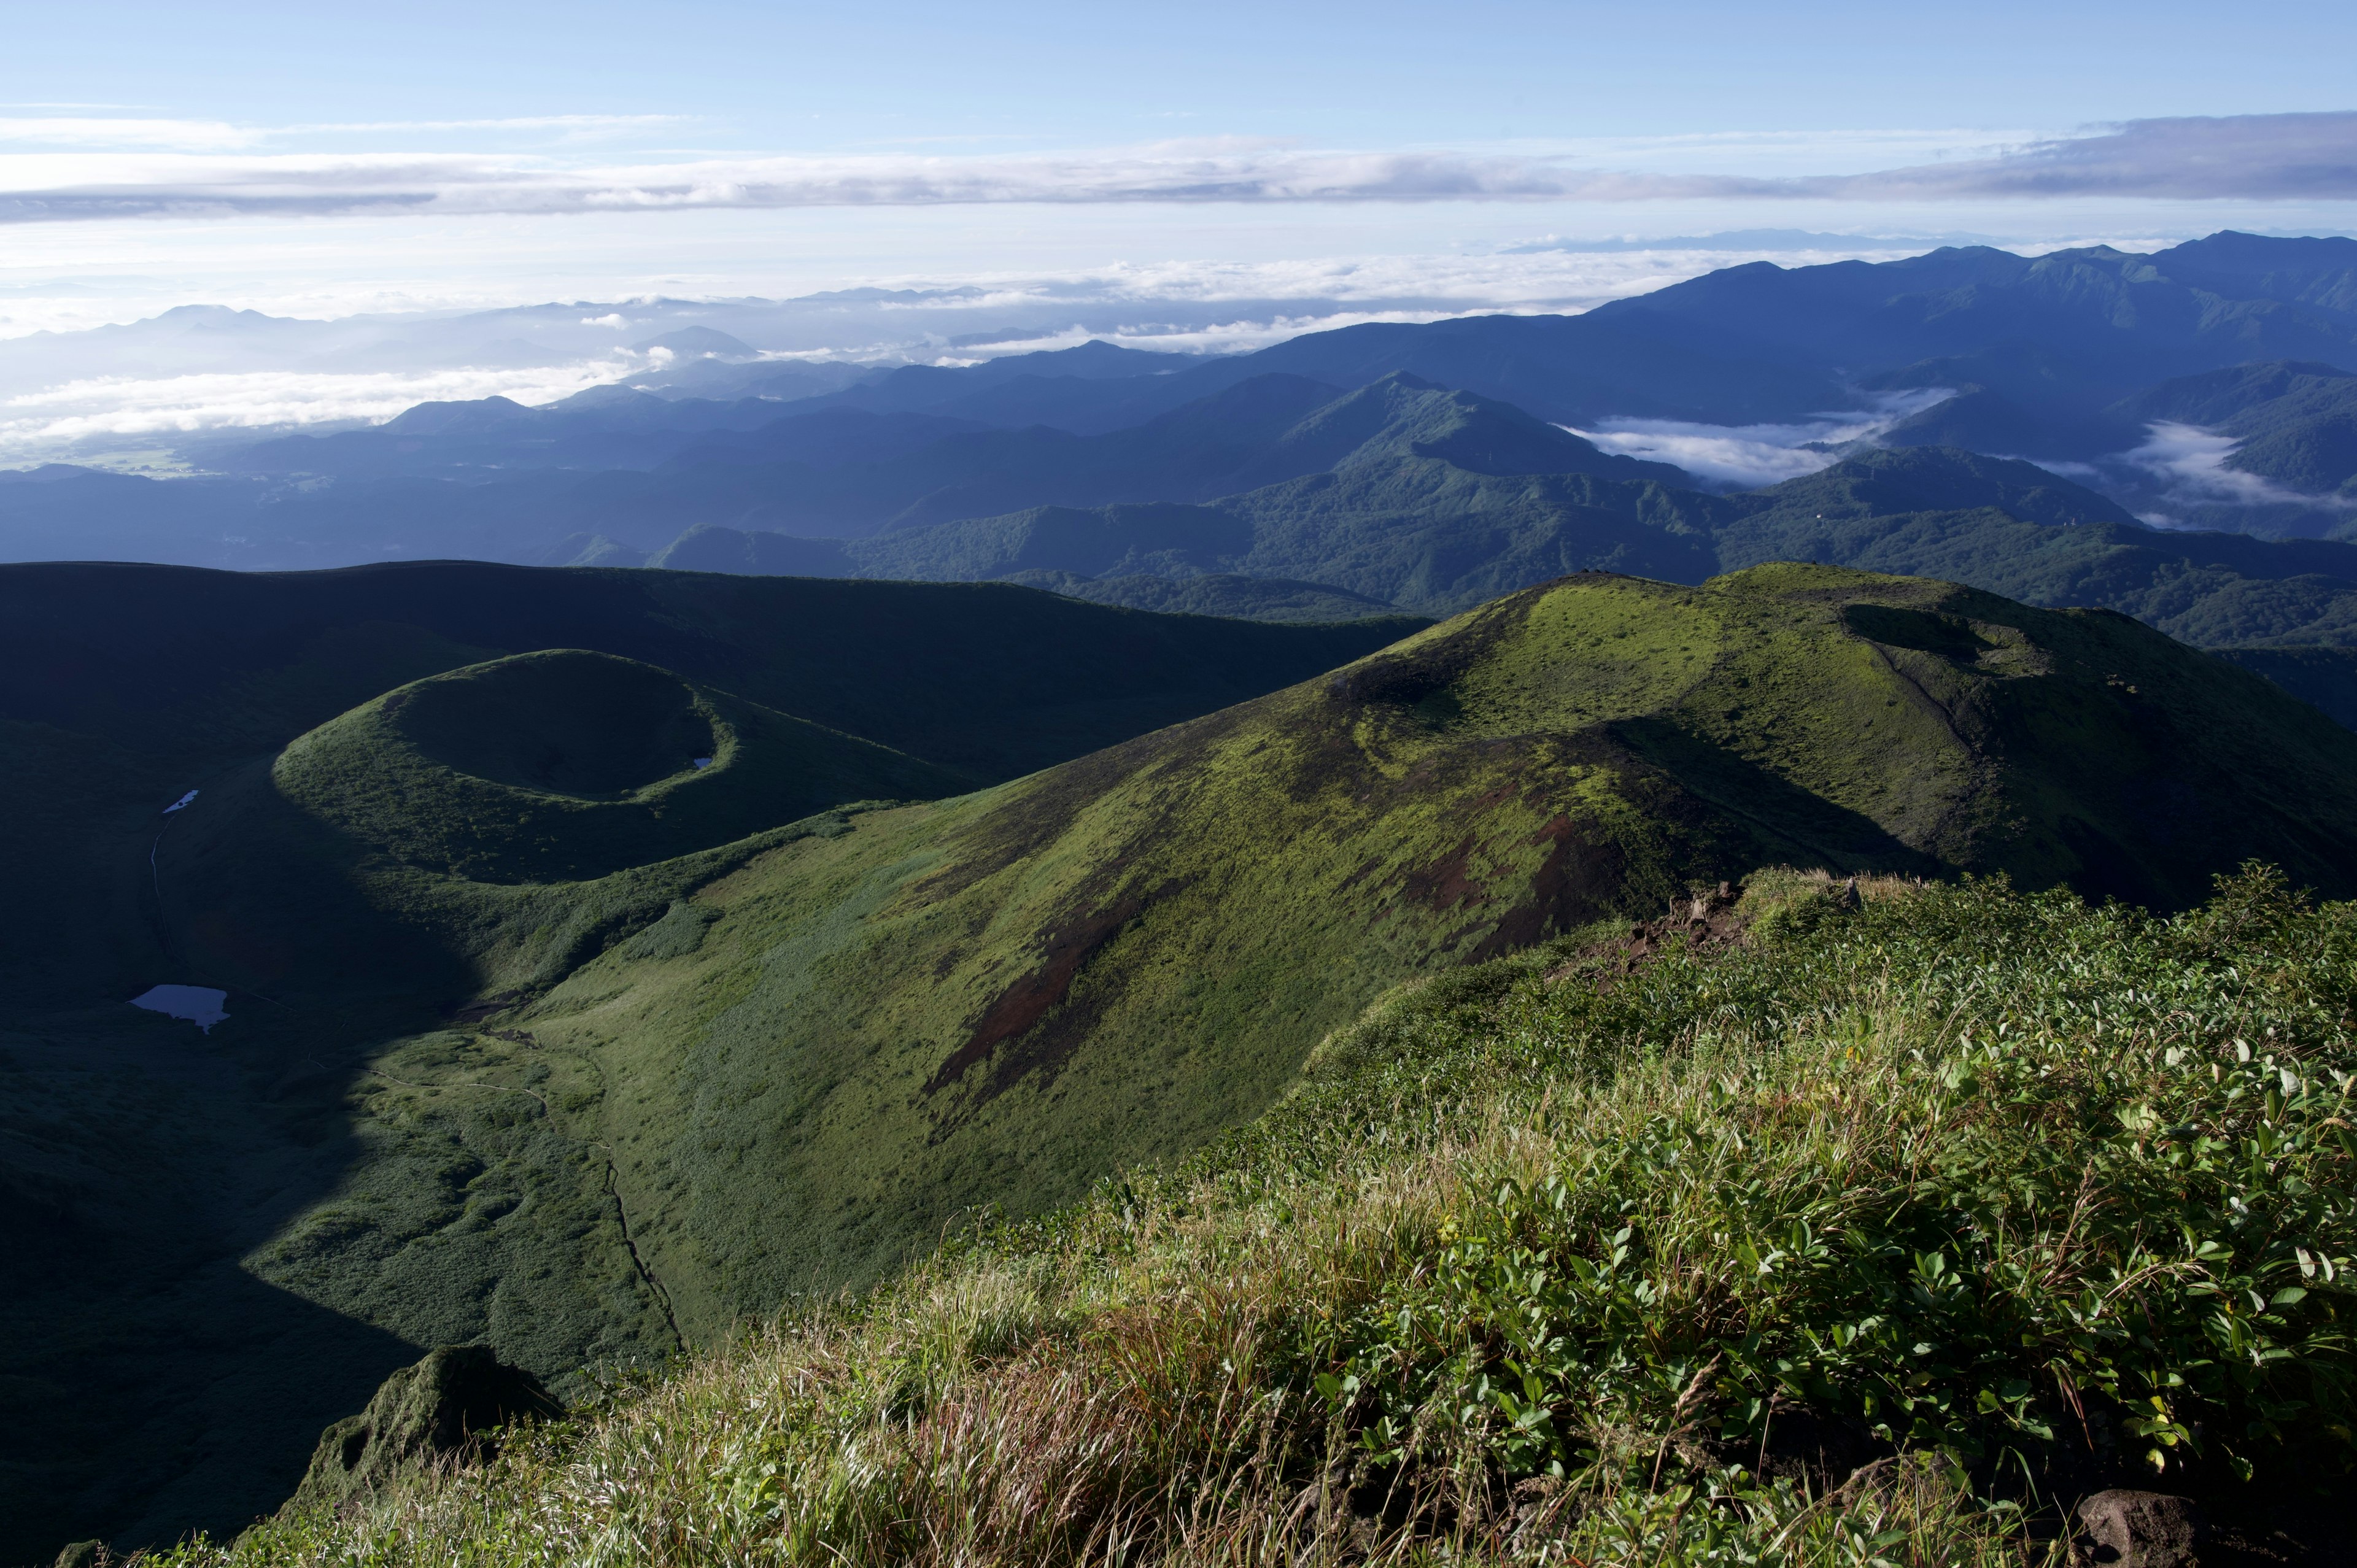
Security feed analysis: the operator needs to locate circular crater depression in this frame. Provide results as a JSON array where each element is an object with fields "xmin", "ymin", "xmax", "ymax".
[{"xmin": 390, "ymin": 649, "xmax": 718, "ymax": 797}]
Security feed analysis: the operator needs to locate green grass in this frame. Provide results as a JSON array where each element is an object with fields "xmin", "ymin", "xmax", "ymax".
[
  {"xmin": 154, "ymin": 867, "xmax": 2357, "ymax": 1566},
  {"xmin": 274, "ymin": 649, "xmax": 966, "ymax": 882},
  {"xmin": 23, "ymin": 562, "xmax": 2357, "ymax": 1561},
  {"xmin": 207, "ymin": 564, "xmax": 2357, "ymax": 1403},
  {"xmin": 0, "ymin": 563, "xmax": 1409, "ymax": 1561}
]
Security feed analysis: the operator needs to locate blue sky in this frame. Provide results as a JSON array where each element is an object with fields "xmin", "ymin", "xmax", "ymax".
[
  {"xmin": 6, "ymin": 0, "xmax": 2351, "ymax": 147},
  {"xmin": 0, "ymin": 0, "xmax": 2352, "ymax": 336},
  {"xmin": 0, "ymin": 0, "xmax": 2351, "ymax": 455}
]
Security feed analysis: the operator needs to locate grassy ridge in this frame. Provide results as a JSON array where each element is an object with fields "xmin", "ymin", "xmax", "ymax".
[
  {"xmin": 25, "ymin": 563, "xmax": 2357, "ymax": 1559},
  {"xmin": 0, "ymin": 564, "xmax": 1410, "ymax": 1561},
  {"xmin": 274, "ymin": 650, "xmax": 965, "ymax": 883},
  {"xmin": 172, "ymin": 867, "xmax": 2357, "ymax": 1566},
  {"xmin": 219, "ymin": 564, "xmax": 2357, "ymax": 1399}
]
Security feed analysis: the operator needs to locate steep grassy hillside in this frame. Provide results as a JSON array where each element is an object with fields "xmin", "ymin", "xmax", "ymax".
[
  {"xmin": 0, "ymin": 562, "xmax": 1409, "ymax": 1562},
  {"xmin": 179, "ymin": 566, "xmax": 2357, "ymax": 1443},
  {"xmin": 463, "ymin": 560, "xmax": 2356, "ymax": 1314},
  {"xmin": 163, "ymin": 869, "xmax": 2357, "ymax": 1567},
  {"xmin": 23, "ymin": 561, "xmax": 2357, "ymax": 1561}
]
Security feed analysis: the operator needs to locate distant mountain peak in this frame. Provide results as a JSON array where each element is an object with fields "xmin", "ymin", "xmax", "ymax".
[{"xmin": 630, "ymin": 326, "xmax": 759, "ymax": 360}]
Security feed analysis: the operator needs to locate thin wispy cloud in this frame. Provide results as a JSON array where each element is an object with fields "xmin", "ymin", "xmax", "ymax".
[
  {"xmin": 0, "ymin": 118, "xmax": 261, "ymax": 152},
  {"xmin": 0, "ymin": 112, "xmax": 2347, "ymax": 221},
  {"xmin": 288, "ymin": 114, "xmax": 691, "ymax": 138},
  {"xmin": 1568, "ymin": 392, "xmax": 1954, "ymax": 490},
  {"xmin": 2121, "ymin": 420, "xmax": 2357, "ymax": 515},
  {"xmin": 1792, "ymin": 114, "xmax": 2357, "ymax": 202},
  {"xmin": 0, "ymin": 360, "xmax": 641, "ymax": 451},
  {"xmin": 0, "ymin": 113, "xmax": 689, "ymax": 157}
]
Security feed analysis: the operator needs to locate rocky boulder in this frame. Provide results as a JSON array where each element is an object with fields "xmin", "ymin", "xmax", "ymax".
[
  {"xmin": 286, "ymin": 1345, "xmax": 563, "ymax": 1513},
  {"xmin": 2074, "ymin": 1490, "xmax": 2204, "ymax": 1567}
]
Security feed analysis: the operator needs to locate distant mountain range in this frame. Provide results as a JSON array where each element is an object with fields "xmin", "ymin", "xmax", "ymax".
[
  {"xmin": 8, "ymin": 233, "xmax": 2357, "ymax": 658},
  {"xmin": 17, "ymin": 555, "xmax": 2357, "ymax": 1559},
  {"xmin": 26, "ymin": 228, "xmax": 2357, "ymax": 1562}
]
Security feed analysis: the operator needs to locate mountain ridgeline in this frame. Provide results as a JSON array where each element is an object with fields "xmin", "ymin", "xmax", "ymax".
[
  {"xmin": 637, "ymin": 411, "xmax": 2357, "ymax": 648},
  {"xmin": 12, "ymin": 554, "xmax": 2357, "ymax": 1560},
  {"xmin": 22, "ymin": 231, "xmax": 2357, "ymax": 1564},
  {"xmin": 0, "ymin": 563, "xmax": 1410, "ymax": 1560},
  {"xmin": 12, "ymin": 231, "xmax": 2357, "ymax": 589}
]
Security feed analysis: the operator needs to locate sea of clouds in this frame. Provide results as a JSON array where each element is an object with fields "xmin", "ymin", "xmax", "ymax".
[
  {"xmin": 0, "ymin": 240, "xmax": 1951, "ymax": 462},
  {"xmin": 6, "ymin": 107, "xmax": 2348, "ymax": 466}
]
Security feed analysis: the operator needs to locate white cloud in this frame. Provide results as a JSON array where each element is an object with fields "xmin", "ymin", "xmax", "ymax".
[
  {"xmin": 290, "ymin": 114, "xmax": 687, "ymax": 136},
  {"xmin": 0, "ymin": 117, "xmax": 260, "ymax": 152},
  {"xmin": 1567, "ymin": 393, "xmax": 1952, "ymax": 490},
  {"xmin": 0, "ymin": 112, "xmax": 684, "ymax": 156},
  {"xmin": 0, "ymin": 358, "xmax": 637, "ymax": 453},
  {"xmin": 0, "ymin": 113, "xmax": 2350, "ymax": 222},
  {"xmin": 2117, "ymin": 420, "xmax": 2357, "ymax": 516}
]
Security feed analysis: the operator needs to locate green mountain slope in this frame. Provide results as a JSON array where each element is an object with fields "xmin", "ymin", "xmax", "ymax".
[
  {"xmin": 2114, "ymin": 359, "xmax": 2357, "ymax": 497},
  {"xmin": 21, "ymin": 562, "xmax": 2357, "ymax": 1559},
  {"xmin": 1728, "ymin": 446, "xmax": 2140, "ymax": 530},
  {"xmin": 841, "ymin": 461, "xmax": 1716, "ymax": 616},
  {"xmin": 652, "ymin": 439, "xmax": 2357, "ymax": 652},
  {"xmin": 1722, "ymin": 449, "xmax": 2357, "ymax": 647},
  {"xmin": 183, "ymin": 871, "xmax": 2357, "ymax": 1568},
  {"xmin": 637, "ymin": 374, "xmax": 1708, "ymax": 613},
  {"xmin": 0, "ymin": 562, "xmax": 1411, "ymax": 1560},
  {"xmin": 276, "ymin": 650, "xmax": 967, "ymax": 882},
  {"xmin": 191, "ymin": 566, "xmax": 2357, "ymax": 1421},
  {"xmin": 0, "ymin": 557, "xmax": 1409, "ymax": 1000}
]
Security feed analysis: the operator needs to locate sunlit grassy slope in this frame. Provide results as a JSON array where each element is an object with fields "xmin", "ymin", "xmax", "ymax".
[
  {"xmin": 174, "ymin": 868, "xmax": 2357, "ymax": 1567},
  {"xmin": 23, "ymin": 562, "xmax": 2357, "ymax": 1561},
  {"xmin": 0, "ymin": 562, "xmax": 1411, "ymax": 1562},
  {"xmin": 190, "ymin": 563, "xmax": 2357, "ymax": 1396},
  {"xmin": 0, "ymin": 560, "xmax": 1411, "ymax": 1008},
  {"xmin": 274, "ymin": 649, "xmax": 965, "ymax": 882}
]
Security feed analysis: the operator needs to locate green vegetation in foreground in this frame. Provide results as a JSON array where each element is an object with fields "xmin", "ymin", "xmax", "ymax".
[
  {"xmin": 23, "ymin": 563, "xmax": 2357, "ymax": 1559},
  {"xmin": 176, "ymin": 868, "xmax": 2357, "ymax": 1566},
  {"xmin": 0, "ymin": 561, "xmax": 1407, "ymax": 1561},
  {"xmin": 176, "ymin": 562, "xmax": 2357, "ymax": 1435}
]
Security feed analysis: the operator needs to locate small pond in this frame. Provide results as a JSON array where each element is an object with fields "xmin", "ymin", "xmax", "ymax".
[{"xmin": 130, "ymin": 984, "xmax": 230, "ymax": 1033}]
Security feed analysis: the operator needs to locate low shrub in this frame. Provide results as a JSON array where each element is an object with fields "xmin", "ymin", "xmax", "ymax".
[{"xmin": 161, "ymin": 867, "xmax": 2357, "ymax": 1566}]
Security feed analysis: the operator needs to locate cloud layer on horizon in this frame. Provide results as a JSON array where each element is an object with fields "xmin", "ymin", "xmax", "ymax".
[{"xmin": 0, "ymin": 112, "xmax": 2351, "ymax": 222}]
